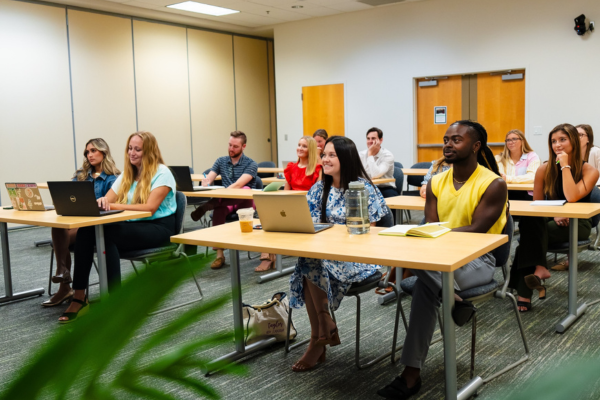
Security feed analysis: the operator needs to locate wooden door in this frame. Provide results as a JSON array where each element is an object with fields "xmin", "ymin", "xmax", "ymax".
[
  {"xmin": 476, "ymin": 70, "xmax": 525, "ymax": 156},
  {"xmin": 302, "ymin": 84, "xmax": 345, "ymax": 136},
  {"xmin": 416, "ymin": 76, "xmax": 462, "ymax": 162}
]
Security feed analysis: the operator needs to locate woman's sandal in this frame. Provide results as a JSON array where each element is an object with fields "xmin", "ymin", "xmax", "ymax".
[
  {"xmin": 291, "ymin": 344, "xmax": 326, "ymax": 372},
  {"xmin": 51, "ymin": 270, "xmax": 72, "ymax": 284},
  {"xmin": 314, "ymin": 311, "xmax": 341, "ymax": 347},
  {"xmin": 551, "ymin": 260, "xmax": 569, "ymax": 271},
  {"xmin": 42, "ymin": 289, "xmax": 74, "ymax": 307},
  {"xmin": 517, "ymin": 300, "xmax": 532, "ymax": 313},
  {"xmin": 254, "ymin": 254, "xmax": 275, "ymax": 272},
  {"xmin": 524, "ymin": 274, "xmax": 547, "ymax": 299},
  {"xmin": 58, "ymin": 297, "xmax": 89, "ymax": 324}
]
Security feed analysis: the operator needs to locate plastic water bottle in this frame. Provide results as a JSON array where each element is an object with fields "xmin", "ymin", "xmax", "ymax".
[{"xmin": 345, "ymin": 181, "xmax": 370, "ymax": 235}]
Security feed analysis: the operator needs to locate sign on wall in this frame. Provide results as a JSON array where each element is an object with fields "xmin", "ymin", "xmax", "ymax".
[{"xmin": 434, "ymin": 106, "xmax": 447, "ymax": 124}]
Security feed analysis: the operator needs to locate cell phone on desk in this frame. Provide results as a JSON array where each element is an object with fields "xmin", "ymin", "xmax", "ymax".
[{"xmin": 253, "ymin": 224, "xmax": 263, "ymax": 230}]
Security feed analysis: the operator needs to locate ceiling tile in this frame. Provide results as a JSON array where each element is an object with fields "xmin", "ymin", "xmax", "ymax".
[
  {"xmin": 327, "ymin": 1, "xmax": 372, "ymax": 12},
  {"xmin": 294, "ymin": 6, "xmax": 340, "ymax": 17},
  {"xmin": 219, "ymin": 11, "xmax": 287, "ymax": 26}
]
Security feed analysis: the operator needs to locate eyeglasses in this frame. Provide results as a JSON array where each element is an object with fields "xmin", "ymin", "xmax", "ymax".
[
  {"xmin": 505, "ymin": 138, "xmax": 522, "ymax": 144},
  {"xmin": 579, "ymin": 133, "xmax": 588, "ymax": 138}
]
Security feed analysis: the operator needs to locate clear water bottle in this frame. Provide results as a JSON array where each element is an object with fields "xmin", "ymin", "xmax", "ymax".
[{"xmin": 345, "ymin": 181, "xmax": 370, "ymax": 235}]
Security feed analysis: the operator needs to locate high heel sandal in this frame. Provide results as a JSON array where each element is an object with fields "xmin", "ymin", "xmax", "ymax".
[
  {"xmin": 517, "ymin": 300, "xmax": 532, "ymax": 313},
  {"xmin": 315, "ymin": 311, "xmax": 341, "ymax": 347},
  {"xmin": 42, "ymin": 289, "xmax": 74, "ymax": 307},
  {"xmin": 291, "ymin": 342, "xmax": 326, "ymax": 372},
  {"xmin": 51, "ymin": 270, "xmax": 72, "ymax": 284},
  {"xmin": 58, "ymin": 297, "xmax": 89, "ymax": 324},
  {"xmin": 254, "ymin": 254, "xmax": 276, "ymax": 272},
  {"xmin": 524, "ymin": 274, "xmax": 547, "ymax": 299}
]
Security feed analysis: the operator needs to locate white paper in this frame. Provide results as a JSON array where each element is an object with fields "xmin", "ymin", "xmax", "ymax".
[
  {"xmin": 193, "ymin": 185, "xmax": 224, "ymax": 190},
  {"xmin": 530, "ymin": 200, "xmax": 566, "ymax": 206}
]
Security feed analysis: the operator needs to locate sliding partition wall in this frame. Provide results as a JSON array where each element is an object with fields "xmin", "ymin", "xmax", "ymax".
[{"xmin": 0, "ymin": 0, "xmax": 275, "ymax": 205}]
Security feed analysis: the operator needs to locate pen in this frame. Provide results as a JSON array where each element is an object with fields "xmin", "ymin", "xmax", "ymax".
[
  {"xmin": 556, "ymin": 160, "xmax": 560, "ymax": 164},
  {"xmin": 203, "ymin": 172, "xmax": 207, "ymax": 178}
]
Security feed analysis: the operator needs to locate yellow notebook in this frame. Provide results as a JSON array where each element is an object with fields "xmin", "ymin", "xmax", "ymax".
[{"xmin": 378, "ymin": 223, "xmax": 450, "ymax": 238}]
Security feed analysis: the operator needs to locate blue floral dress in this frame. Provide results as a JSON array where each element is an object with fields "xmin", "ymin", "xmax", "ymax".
[{"xmin": 289, "ymin": 178, "xmax": 389, "ymax": 311}]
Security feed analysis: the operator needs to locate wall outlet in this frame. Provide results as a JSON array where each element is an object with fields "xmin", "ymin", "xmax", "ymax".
[
  {"xmin": 284, "ymin": 134, "xmax": 288, "ymax": 141},
  {"xmin": 533, "ymin": 126, "xmax": 542, "ymax": 135}
]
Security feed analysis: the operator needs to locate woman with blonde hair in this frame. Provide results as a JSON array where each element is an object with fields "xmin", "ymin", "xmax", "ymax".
[
  {"xmin": 59, "ymin": 131, "xmax": 177, "ymax": 323},
  {"xmin": 43, "ymin": 138, "xmax": 120, "ymax": 307},
  {"xmin": 419, "ymin": 156, "xmax": 451, "ymax": 198},
  {"xmin": 508, "ymin": 124, "xmax": 598, "ymax": 312},
  {"xmin": 495, "ymin": 129, "xmax": 540, "ymax": 200},
  {"xmin": 255, "ymin": 136, "xmax": 323, "ymax": 272}
]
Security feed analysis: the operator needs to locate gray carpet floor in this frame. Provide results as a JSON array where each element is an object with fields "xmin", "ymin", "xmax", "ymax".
[{"xmin": 1, "ymin": 208, "xmax": 600, "ymax": 399}]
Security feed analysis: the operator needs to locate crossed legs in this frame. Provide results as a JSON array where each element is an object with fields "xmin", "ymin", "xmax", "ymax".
[{"xmin": 49, "ymin": 228, "xmax": 78, "ymax": 302}]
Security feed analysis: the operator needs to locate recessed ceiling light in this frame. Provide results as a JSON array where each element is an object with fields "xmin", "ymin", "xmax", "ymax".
[
  {"xmin": 291, "ymin": 5, "xmax": 303, "ymax": 8},
  {"xmin": 167, "ymin": 1, "xmax": 239, "ymax": 16}
]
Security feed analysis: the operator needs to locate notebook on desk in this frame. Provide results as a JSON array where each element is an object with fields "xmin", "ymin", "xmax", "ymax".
[
  {"xmin": 47, "ymin": 181, "xmax": 122, "ymax": 217},
  {"xmin": 253, "ymin": 193, "xmax": 333, "ymax": 234},
  {"xmin": 169, "ymin": 166, "xmax": 223, "ymax": 192},
  {"xmin": 5, "ymin": 183, "xmax": 54, "ymax": 211}
]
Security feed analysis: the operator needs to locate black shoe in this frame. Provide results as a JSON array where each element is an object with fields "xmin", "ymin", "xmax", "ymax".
[
  {"xmin": 452, "ymin": 299, "xmax": 477, "ymax": 327},
  {"xmin": 377, "ymin": 376, "xmax": 421, "ymax": 399}
]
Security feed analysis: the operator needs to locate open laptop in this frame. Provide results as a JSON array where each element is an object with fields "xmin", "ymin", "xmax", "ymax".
[
  {"xmin": 253, "ymin": 193, "xmax": 333, "ymax": 234},
  {"xmin": 47, "ymin": 181, "xmax": 122, "ymax": 217},
  {"xmin": 169, "ymin": 166, "xmax": 223, "ymax": 192},
  {"xmin": 5, "ymin": 183, "xmax": 54, "ymax": 211}
]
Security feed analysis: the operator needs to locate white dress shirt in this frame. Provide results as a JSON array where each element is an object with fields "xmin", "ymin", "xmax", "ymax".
[{"xmin": 359, "ymin": 147, "xmax": 396, "ymax": 188}]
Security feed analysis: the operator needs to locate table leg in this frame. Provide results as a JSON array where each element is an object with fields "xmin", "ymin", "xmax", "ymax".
[
  {"xmin": 94, "ymin": 225, "xmax": 108, "ymax": 296},
  {"xmin": 441, "ymin": 271, "xmax": 457, "ymax": 400},
  {"xmin": 556, "ymin": 217, "xmax": 588, "ymax": 333},
  {"xmin": 0, "ymin": 222, "xmax": 45, "ymax": 304},
  {"xmin": 204, "ymin": 249, "xmax": 277, "ymax": 375},
  {"xmin": 396, "ymin": 209, "xmax": 403, "ymax": 225},
  {"xmin": 256, "ymin": 254, "xmax": 295, "ymax": 284}
]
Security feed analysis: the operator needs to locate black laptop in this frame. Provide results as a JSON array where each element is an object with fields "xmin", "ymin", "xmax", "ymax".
[
  {"xmin": 169, "ymin": 166, "xmax": 217, "ymax": 192},
  {"xmin": 47, "ymin": 181, "xmax": 123, "ymax": 217}
]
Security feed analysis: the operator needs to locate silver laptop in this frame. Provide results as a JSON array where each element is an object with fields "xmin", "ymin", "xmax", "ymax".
[
  {"xmin": 281, "ymin": 160, "xmax": 296, "ymax": 168},
  {"xmin": 5, "ymin": 183, "xmax": 54, "ymax": 211},
  {"xmin": 253, "ymin": 193, "xmax": 333, "ymax": 234}
]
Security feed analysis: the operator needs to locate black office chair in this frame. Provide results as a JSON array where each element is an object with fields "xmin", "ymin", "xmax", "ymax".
[
  {"xmin": 394, "ymin": 162, "xmax": 404, "ymax": 169},
  {"xmin": 404, "ymin": 161, "xmax": 432, "ymax": 196},
  {"xmin": 257, "ymin": 161, "xmax": 276, "ymax": 178},
  {"xmin": 400, "ymin": 214, "xmax": 529, "ymax": 385},
  {"xmin": 286, "ymin": 206, "xmax": 408, "ymax": 369},
  {"xmin": 120, "ymin": 191, "xmax": 203, "ymax": 315}
]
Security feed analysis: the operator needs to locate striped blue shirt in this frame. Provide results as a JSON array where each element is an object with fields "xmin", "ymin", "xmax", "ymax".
[{"xmin": 211, "ymin": 154, "xmax": 258, "ymax": 188}]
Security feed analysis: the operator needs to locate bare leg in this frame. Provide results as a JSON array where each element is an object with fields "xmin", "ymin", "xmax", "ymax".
[
  {"xmin": 58, "ymin": 289, "xmax": 87, "ymax": 321},
  {"xmin": 292, "ymin": 278, "xmax": 326, "ymax": 370},
  {"xmin": 304, "ymin": 279, "xmax": 337, "ymax": 343}
]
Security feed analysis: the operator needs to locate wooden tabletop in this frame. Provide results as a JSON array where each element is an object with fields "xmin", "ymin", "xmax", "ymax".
[
  {"xmin": 0, "ymin": 209, "xmax": 151, "ymax": 229},
  {"xmin": 171, "ymin": 221, "xmax": 507, "ymax": 273},
  {"xmin": 191, "ymin": 174, "xmax": 222, "ymax": 181},
  {"xmin": 385, "ymin": 195, "xmax": 426, "ymax": 210},
  {"xmin": 260, "ymin": 177, "xmax": 395, "ymax": 185},
  {"xmin": 506, "ymin": 183, "xmax": 534, "ymax": 191},
  {"xmin": 509, "ymin": 200, "xmax": 600, "ymax": 219},
  {"xmin": 401, "ymin": 168, "xmax": 429, "ymax": 176},
  {"xmin": 181, "ymin": 188, "xmax": 307, "ymax": 199},
  {"xmin": 257, "ymin": 167, "xmax": 283, "ymax": 173}
]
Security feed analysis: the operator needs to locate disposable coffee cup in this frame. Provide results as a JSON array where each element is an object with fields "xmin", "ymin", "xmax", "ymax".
[{"xmin": 236, "ymin": 208, "xmax": 254, "ymax": 233}]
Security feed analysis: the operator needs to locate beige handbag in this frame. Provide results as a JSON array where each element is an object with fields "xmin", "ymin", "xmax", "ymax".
[{"xmin": 242, "ymin": 292, "xmax": 297, "ymax": 345}]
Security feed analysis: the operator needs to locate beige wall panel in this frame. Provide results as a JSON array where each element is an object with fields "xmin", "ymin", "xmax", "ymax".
[
  {"xmin": 0, "ymin": 0, "xmax": 74, "ymax": 206},
  {"xmin": 133, "ymin": 20, "xmax": 191, "ymax": 166},
  {"xmin": 233, "ymin": 36, "xmax": 271, "ymax": 163},
  {"xmin": 187, "ymin": 29, "xmax": 235, "ymax": 172},
  {"xmin": 68, "ymin": 10, "xmax": 137, "ymax": 170},
  {"xmin": 267, "ymin": 41, "xmax": 278, "ymax": 165}
]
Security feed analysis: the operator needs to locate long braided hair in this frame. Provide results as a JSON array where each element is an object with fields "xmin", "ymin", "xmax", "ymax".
[{"xmin": 452, "ymin": 120, "xmax": 500, "ymax": 176}]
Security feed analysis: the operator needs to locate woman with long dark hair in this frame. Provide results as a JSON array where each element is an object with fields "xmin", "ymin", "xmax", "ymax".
[
  {"xmin": 508, "ymin": 124, "xmax": 598, "ymax": 311},
  {"xmin": 288, "ymin": 136, "xmax": 388, "ymax": 372},
  {"xmin": 43, "ymin": 138, "xmax": 120, "ymax": 307}
]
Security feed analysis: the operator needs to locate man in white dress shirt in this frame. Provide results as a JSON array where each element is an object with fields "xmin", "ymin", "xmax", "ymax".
[{"xmin": 359, "ymin": 127, "xmax": 398, "ymax": 198}]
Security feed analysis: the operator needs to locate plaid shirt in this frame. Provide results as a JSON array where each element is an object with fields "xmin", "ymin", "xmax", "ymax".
[{"xmin": 211, "ymin": 153, "xmax": 258, "ymax": 188}]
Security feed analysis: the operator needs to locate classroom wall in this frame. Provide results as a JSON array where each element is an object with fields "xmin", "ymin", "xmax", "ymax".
[
  {"xmin": 273, "ymin": 0, "xmax": 600, "ymax": 165},
  {"xmin": 0, "ymin": 0, "xmax": 275, "ymax": 206}
]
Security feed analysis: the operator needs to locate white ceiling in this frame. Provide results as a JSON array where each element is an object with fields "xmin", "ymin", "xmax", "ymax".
[{"xmin": 42, "ymin": 0, "xmax": 421, "ymax": 36}]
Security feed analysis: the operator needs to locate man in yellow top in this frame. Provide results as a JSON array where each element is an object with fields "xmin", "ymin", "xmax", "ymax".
[{"xmin": 378, "ymin": 120, "xmax": 508, "ymax": 400}]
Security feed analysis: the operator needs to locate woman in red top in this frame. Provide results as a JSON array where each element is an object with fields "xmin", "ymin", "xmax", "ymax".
[{"xmin": 255, "ymin": 136, "xmax": 322, "ymax": 271}]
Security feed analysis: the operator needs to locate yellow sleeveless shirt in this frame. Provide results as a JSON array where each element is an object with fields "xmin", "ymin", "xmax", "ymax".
[{"xmin": 431, "ymin": 164, "xmax": 506, "ymax": 234}]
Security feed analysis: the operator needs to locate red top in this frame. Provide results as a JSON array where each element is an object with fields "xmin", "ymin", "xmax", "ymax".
[{"xmin": 284, "ymin": 162, "xmax": 322, "ymax": 191}]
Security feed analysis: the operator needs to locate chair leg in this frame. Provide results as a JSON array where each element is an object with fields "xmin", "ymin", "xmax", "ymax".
[
  {"xmin": 48, "ymin": 249, "xmax": 55, "ymax": 296},
  {"xmin": 470, "ymin": 311, "xmax": 477, "ymax": 380},
  {"xmin": 285, "ymin": 307, "xmax": 309, "ymax": 353}
]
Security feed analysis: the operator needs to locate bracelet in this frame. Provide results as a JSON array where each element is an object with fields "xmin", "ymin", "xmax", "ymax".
[{"xmin": 561, "ymin": 165, "xmax": 571, "ymax": 171}]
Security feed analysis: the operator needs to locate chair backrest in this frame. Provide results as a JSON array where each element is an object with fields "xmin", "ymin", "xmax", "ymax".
[
  {"xmin": 257, "ymin": 161, "xmax": 276, "ymax": 178},
  {"xmin": 589, "ymin": 186, "xmax": 600, "ymax": 227},
  {"xmin": 376, "ymin": 205, "xmax": 395, "ymax": 228},
  {"xmin": 202, "ymin": 168, "xmax": 211, "ymax": 175},
  {"xmin": 492, "ymin": 213, "xmax": 514, "ymax": 267},
  {"xmin": 393, "ymin": 167, "xmax": 404, "ymax": 194},
  {"xmin": 174, "ymin": 191, "xmax": 187, "ymax": 234},
  {"xmin": 407, "ymin": 161, "xmax": 432, "ymax": 188},
  {"xmin": 255, "ymin": 176, "xmax": 264, "ymax": 190},
  {"xmin": 394, "ymin": 161, "xmax": 403, "ymax": 169},
  {"xmin": 189, "ymin": 167, "xmax": 194, "ymax": 174}
]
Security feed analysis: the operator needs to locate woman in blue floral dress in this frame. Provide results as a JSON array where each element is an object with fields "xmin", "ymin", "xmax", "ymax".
[{"xmin": 290, "ymin": 136, "xmax": 388, "ymax": 372}]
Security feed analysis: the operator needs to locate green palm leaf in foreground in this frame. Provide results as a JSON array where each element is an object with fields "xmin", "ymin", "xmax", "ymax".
[{"xmin": 1, "ymin": 254, "xmax": 245, "ymax": 400}]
